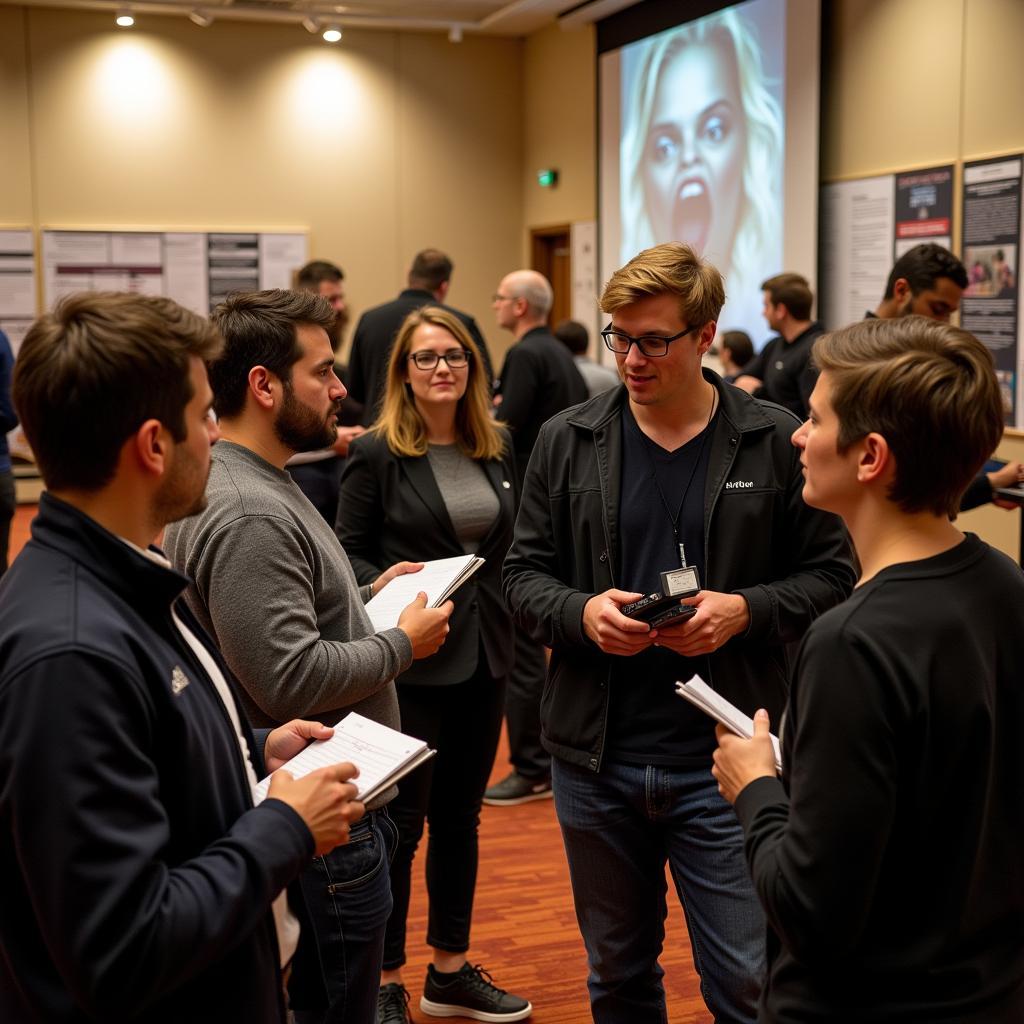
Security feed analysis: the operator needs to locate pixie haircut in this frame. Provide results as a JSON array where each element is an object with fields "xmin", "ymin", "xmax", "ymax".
[
  {"xmin": 375, "ymin": 306, "xmax": 505, "ymax": 461},
  {"xmin": 813, "ymin": 316, "xmax": 1003, "ymax": 518},
  {"xmin": 883, "ymin": 243, "xmax": 968, "ymax": 299},
  {"xmin": 208, "ymin": 289, "xmax": 336, "ymax": 418},
  {"xmin": 762, "ymin": 273, "xmax": 813, "ymax": 321},
  {"xmin": 601, "ymin": 242, "xmax": 725, "ymax": 328},
  {"xmin": 14, "ymin": 292, "xmax": 222, "ymax": 492}
]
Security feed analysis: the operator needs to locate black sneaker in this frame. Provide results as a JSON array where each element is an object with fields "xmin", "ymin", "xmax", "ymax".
[
  {"xmin": 420, "ymin": 963, "xmax": 532, "ymax": 1022},
  {"xmin": 377, "ymin": 982, "xmax": 411, "ymax": 1024},
  {"xmin": 481, "ymin": 771, "xmax": 552, "ymax": 806}
]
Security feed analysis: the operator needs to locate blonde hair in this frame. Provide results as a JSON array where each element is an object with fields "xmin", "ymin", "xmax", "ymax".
[
  {"xmin": 621, "ymin": 8, "xmax": 782, "ymax": 297},
  {"xmin": 813, "ymin": 317, "xmax": 1003, "ymax": 518},
  {"xmin": 602, "ymin": 242, "xmax": 725, "ymax": 327},
  {"xmin": 374, "ymin": 306, "xmax": 506, "ymax": 461}
]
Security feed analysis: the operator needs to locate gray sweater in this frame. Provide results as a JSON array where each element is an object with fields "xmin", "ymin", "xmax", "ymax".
[{"xmin": 165, "ymin": 441, "xmax": 408, "ymax": 760}]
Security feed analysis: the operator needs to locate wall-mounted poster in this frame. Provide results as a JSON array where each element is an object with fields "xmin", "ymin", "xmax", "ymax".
[
  {"xmin": 893, "ymin": 165, "xmax": 953, "ymax": 258},
  {"xmin": 960, "ymin": 156, "xmax": 1022, "ymax": 426}
]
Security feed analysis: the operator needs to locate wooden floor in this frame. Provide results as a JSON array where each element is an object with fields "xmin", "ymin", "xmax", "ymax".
[{"xmin": 8, "ymin": 505, "xmax": 711, "ymax": 1023}]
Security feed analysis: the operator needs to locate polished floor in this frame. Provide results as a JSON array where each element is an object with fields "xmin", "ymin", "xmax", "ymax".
[{"xmin": 8, "ymin": 503, "xmax": 711, "ymax": 1023}]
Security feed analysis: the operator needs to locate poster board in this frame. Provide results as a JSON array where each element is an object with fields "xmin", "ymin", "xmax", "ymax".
[{"xmin": 41, "ymin": 229, "xmax": 308, "ymax": 315}]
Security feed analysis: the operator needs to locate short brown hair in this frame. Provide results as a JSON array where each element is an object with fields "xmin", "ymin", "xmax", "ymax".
[
  {"xmin": 374, "ymin": 306, "xmax": 505, "ymax": 461},
  {"xmin": 408, "ymin": 249, "xmax": 453, "ymax": 292},
  {"xmin": 601, "ymin": 243, "xmax": 725, "ymax": 327},
  {"xmin": 209, "ymin": 289, "xmax": 336, "ymax": 418},
  {"xmin": 14, "ymin": 292, "xmax": 222, "ymax": 491},
  {"xmin": 813, "ymin": 316, "xmax": 1003, "ymax": 517},
  {"xmin": 761, "ymin": 273, "xmax": 813, "ymax": 321}
]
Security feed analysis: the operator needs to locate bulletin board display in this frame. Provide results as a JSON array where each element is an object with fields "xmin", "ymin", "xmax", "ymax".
[{"xmin": 41, "ymin": 229, "xmax": 308, "ymax": 316}]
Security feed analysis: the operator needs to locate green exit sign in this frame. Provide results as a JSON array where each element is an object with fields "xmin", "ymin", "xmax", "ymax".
[{"xmin": 537, "ymin": 169, "xmax": 559, "ymax": 188}]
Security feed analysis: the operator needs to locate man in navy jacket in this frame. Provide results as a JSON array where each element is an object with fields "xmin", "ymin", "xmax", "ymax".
[{"xmin": 0, "ymin": 292, "xmax": 363, "ymax": 1023}]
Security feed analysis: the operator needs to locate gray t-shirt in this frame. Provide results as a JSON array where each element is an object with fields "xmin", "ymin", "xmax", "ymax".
[
  {"xmin": 425, "ymin": 443, "xmax": 499, "ymax": 554},
  {"xmin": 164, "ymin": 442, "xmax": 408, "ymax": 805}
]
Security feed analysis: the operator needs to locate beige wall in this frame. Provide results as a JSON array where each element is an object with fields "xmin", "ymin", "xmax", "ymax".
[
  {"xmin": 521, "ymin": 21, "xmax": 596, "ymax": 253},
  {"xmin": 1, "ymin": 6, "xmax": 523, "ymax": 354}
]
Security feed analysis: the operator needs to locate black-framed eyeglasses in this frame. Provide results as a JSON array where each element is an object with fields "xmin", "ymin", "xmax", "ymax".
[
  {"xmin": 408, "ymin": 348, "xmax": 472, "ymax": 370},
  {"xmin": 600, "ymin": 323, "xmax": 699, "ymax": 358}
]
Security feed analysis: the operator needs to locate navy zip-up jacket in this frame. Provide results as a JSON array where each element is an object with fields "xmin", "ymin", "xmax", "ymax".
[{"xmin": 0, "ymin": 494, "xmax": 319, "ymax": 1022}]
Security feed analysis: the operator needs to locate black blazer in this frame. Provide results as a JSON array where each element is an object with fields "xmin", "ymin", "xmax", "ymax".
[
  {"xmin": 347, "ymin": 289, "xmax": 495, "ymax": 426},
  {"xmin": 336, "ymin": 431, "xmax": 517, "ymax": 686}
]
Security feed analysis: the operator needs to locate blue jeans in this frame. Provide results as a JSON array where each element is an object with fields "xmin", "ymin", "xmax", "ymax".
[
  {"xmin": 294, "ymin": 809, "xmax": 398, "ymax": 1024},
  {"xmin": 552, "ymin": 757, "xmax": 765, "ymax": 1024}
]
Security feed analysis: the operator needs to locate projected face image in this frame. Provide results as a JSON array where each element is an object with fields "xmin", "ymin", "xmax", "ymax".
[
  {"xmin": 642, "ymin": 41, "xmax": 745, "ymax": 264},
  {"xmin": 616, "ymin": 1, "xmax": 785, "ymax": 341}
]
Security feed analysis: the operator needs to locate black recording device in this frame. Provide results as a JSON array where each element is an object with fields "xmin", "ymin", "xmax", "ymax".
[{"xmin": 621, "ymin": 566, "xmax": 701, "ymax": 629}]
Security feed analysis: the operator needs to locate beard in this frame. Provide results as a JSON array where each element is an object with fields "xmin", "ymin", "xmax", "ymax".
[{"xmin": 274, "ymin": 383, "xmax": 340, "ymax": 453}]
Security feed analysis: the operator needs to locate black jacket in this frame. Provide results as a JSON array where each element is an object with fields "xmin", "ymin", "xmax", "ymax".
[
  {"xmin": 743, "ymin": 322, "xmax": 825, "ymax": 419},
  {"xmin": 348, "ymin": 289, "xmax": 494, "ymax": 425},
  {"xmin": 502, "ymin": 375, "xmax": 856, "ymax": 771},
  {"xmin": 337, "ymin": 431, "xmax": 518, "ymax": 685},
  {"xmin": 0, "ymin": 494, "xmax": 319, "ymax": 1022},
  {"xmin": 495, "ymin": 326, "xmax": 589, "ymax": 477}
]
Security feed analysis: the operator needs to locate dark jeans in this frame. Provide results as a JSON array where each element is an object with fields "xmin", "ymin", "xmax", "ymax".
[
  {"xmin": 0, "ymin": 470, "xmax": 14, "ymax": 575},
  {"xmin": 294, "ymin": 809, "xmax": 398, "ymax": 1024},
  {"xmin": 383, "ymin": 668, "xmax": 506, "ymax": 969},
  {"xmin": 552, "ymin": 757, "xmax": 765, "ymax": 1024},
  {"xmin": 504, "ymin": 624, "xmax": 549, "ymax": 779}
]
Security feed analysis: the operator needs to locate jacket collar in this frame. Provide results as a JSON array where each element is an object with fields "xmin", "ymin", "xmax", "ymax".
[
  {"xmin": 399, "ymin": 288, "xmax": 436, "ymax": 303},
  {"xmin": 566, "ymin": 369, "xmax": 776, "ymax": 436},
  {"xmin": 30, "ymin": 492, "xmax": 191, "ymax": 612}
]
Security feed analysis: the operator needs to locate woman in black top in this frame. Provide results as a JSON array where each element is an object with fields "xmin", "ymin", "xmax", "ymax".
[{"xmin": 336, "ymin": 307, "xmax": 530, "ymax": 1022}]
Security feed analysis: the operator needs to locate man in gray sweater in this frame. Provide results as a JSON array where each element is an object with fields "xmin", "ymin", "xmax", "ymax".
[{"xmin": 165, "ymin": 289, "xmax": 451, "ymax": 1024}]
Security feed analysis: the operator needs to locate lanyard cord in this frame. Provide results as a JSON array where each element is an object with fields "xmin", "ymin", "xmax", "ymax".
[{"xmin": 639, "ymin": 388, "xmax": 717, "ymax": 567}]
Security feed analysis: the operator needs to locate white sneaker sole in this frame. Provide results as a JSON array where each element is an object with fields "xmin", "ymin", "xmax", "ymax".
[
  {"xmin": 419, "ymin": 996, "xmax": 533, "ymax": 1021},
  {"xmin": 481, "ymin": 789, "xmax": 553, "ymax": 806}
]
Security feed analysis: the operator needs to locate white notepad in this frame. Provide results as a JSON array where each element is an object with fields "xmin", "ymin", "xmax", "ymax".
[
  {"xmin": 363, "ymin": 554, "xmax": 484, "ymax": 632},
  {"xmin": 675, "ymin": 674, "xmax": 783, "ymax": 772},
  {"xmin": 255, "ymin": 713, "xmax": 435, "ymax": 804}
]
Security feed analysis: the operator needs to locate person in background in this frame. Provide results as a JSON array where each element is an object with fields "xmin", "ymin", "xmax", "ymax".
[
  {"xmin": 0, "ymin": 292, "xmax": 363, "ymax": 1023},
  {"xmin": 348, "ymin": 249, "xmax": 493, "ymax": 426},
  {"xmin": 0, "ymin": 329, "xmax": 17, "ymax": 574},
  {"xmin": 870, "ymin": 244, "xmax": 1024, "ymax": 510},
  {"xmin": 554, "ymin": 318, "xmax": 620, "ymax": 398},
  {"xmin": 288, "ymin": 260, "xmax": 366, "ymax": 523},
  {"xmin": 337, "ymin": 306, "xmax": 530, "ymax": 1024},
  {"xmin": 733, "ymin": 273, "xmax": 824, "ymax": 418},
  {"xmin": 485, "ymin": 269, "xmax": 588, "ymax": 807},
  {"xmin": 714, "ymin": 315, "xmax": 1024, "ymax": 1022},
  {"xmin": 715, "ymin": 329, "xmax": 754, "ymax": 384}
]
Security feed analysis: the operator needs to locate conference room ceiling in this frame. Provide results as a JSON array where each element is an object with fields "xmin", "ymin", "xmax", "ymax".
[{"xmin": 3, "ymin": 0, "xmax": 635, "ymax": 36}]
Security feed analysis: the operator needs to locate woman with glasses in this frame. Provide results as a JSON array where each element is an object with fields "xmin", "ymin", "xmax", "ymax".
[{"xmin": 336, "ymin": 306, "xmax": 530, "ymax": 1024}]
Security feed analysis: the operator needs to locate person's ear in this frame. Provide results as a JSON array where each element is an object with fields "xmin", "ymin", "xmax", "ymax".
[
  {"xmin": 697, "ymin": 323, "xmax": 716, "ymax": 356},
  {"xmin": 132, "ymin": 419, "xmax": 169, "ymax": 477},
  {"xmin": 857, "ymin": 432, "xmax": 893, "ymax": 485},
  {"xmin": 892, "ymin": 278, "xmax": 911, "ymax": 304},
  {"xmin": 249, "ymin": 365, "xmax": 275, "ymax": 410}
]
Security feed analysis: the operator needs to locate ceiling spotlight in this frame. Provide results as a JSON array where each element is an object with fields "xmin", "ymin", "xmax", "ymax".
[
  {"xmin": 189, "ymin": 8, "xmax": 213, "ymax": 26},
  {"xmin": 301, "ymin": 15, "xmax": 320, "ymax": 33},
  {"xmin": 115, "ymin": 8, "xmax": 134, "ymax": 26},
  {"xmin": 448, "ymin": 25, "xmax": 463, "ymax": 43},
  {"xmin": 322, "ymin": 25, "xmax": 342, "ymax": 43}
]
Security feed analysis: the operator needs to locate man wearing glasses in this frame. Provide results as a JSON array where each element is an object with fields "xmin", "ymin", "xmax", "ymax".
[
  {"xmin": 483, "ymin": 269, "xmax": 588, "ymax": 807},
  {"xmin": 503, "ymin": 243, "xmax": 855, "ymax": 1024}
]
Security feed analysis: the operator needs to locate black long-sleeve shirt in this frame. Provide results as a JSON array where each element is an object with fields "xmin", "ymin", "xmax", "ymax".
[{"xmin": 735, "ymin": 534, "xmax": 1024, "ymax": 1022}]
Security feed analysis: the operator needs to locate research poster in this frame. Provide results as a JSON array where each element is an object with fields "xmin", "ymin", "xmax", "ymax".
[
  {"xmin": 893, "ymin": 165, "xmax": 954, "ymax": 258},
  {"xmin": 960, "ymin": 156, "xmax": 1022, "ymax": 426},
  {"xmin": 42, "ymin": 230, "xmax": 308, "ymax": 315}
]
